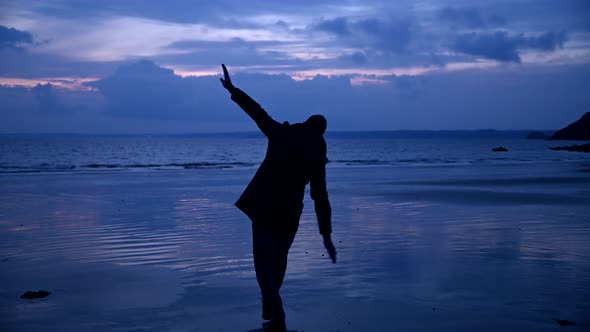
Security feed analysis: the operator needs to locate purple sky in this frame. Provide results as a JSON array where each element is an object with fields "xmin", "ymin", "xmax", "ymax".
[{"xmin": 1, "ymin": 0, "xmax": 589, "ymax": 133}]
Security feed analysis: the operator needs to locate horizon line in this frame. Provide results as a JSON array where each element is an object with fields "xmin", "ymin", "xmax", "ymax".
[{"xmin": 0, "ymin": 129, "xmax": 557, "ymax": 136}]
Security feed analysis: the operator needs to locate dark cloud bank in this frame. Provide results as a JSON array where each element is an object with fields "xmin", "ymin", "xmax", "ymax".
[
  {"xmin": 0, "ymin": 25, "xmax": 32, "ymax": 49},
  {"xmin": 307, "ymin": 10, "xmax": 567, "ymax": 67},
  {"xmin": 437, "ymin": 6, "xmax": 506, "ymax": 29},
  {"xmin": 1, "ymin": 60, "xmax": 590, "ymax": 133},
  {"xmin": 452, "ymin": 31, "xmax": 567, "ymax": 63}
]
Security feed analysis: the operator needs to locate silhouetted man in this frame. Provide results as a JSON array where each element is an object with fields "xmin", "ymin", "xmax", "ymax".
[{"xmin": 220, "ymin": 64, "xmax": 336, "ymax": 332}]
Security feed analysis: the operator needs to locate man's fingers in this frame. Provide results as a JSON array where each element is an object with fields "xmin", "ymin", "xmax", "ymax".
[
  {"xmin": 324, "ymin": 240, "xmax": 336, "ymax": 264},
  {"xmin": 220, "ymin": 64, "xmax": 234, "ymax": 91},
  {"xmin": 222, "ymin": 64, "xmax": 230, "ymax": 81}
]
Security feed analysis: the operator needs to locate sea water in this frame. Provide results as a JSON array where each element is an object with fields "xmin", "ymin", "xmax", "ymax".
[
  {"xmin": 0, "ymin": 133, "xmax": 589, "ymax": 331},
  {"xmin": 0, "ymin": 132, "xmax": 588, "ymax": 172}
]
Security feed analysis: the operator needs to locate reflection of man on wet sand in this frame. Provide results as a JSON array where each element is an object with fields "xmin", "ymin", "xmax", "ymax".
[{"xmin": 220, "ymin": 64, "xmax": 336, "ymax": 331}]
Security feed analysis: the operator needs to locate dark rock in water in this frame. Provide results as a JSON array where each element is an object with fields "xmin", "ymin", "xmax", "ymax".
[
  {"xmin": 550, "ymin": 143, "xmax": 590, "ymax": 153},
  {"xmin": 492, "ymin": 147, "xmax": 508, "ymax": 152},
  {"xmin": 550, "ymin": 111, "xmax": 590, "ymax": 140},
  {"xmin": 552, "ymin": 318, "xmax": 576, "ymax": 326},
  {"xmin": 247, "ymin": 329, "xmax": 300, "ymax": 332},
  {"xmin": 526, "ymin": 131, "xmax": 550, "ymax": 139},
  {"xmin": 20, "ymin": 290, "xmax": 51, "ymax": 299}
]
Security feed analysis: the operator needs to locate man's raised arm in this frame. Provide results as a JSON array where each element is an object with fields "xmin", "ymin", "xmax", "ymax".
[{"xmin": 220, "ymin": 64, "xmax": 280, "ymax": 137}]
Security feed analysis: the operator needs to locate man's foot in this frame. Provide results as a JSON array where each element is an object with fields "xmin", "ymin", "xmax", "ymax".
[{"xmin": 262, "ymin": 319, "xmax": 287, "ymax": 332}]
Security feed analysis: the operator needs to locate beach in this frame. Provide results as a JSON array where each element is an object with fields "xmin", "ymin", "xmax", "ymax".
[
  {"xmin": 1, "ymin": 157, "xmax": 589, "ymax": 331},
  {"xmin": 1, "ymin": 0, "xmax": 589, "ymax": 329}
]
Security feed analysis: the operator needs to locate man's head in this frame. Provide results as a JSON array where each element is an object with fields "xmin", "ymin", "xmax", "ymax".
[{"xmin": 305, "ymin": 114, "xmax": 327, "ymax": 135}]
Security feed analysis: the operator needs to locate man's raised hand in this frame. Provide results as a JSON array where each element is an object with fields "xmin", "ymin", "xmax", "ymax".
[{"xmin": 220, "ymin": 64, "xmax": 235, "ymax": 92}]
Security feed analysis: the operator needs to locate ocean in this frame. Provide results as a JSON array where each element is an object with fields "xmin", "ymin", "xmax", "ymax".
[
  {"xmin": 0, "ymin": 132, "xmax": 587, "ymax": 173},
  {"xmin": 1, "ymin": 133, "xmax": 589, "ymax": 331}
]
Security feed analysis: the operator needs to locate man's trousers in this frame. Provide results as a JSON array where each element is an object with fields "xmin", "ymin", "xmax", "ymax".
[{"xmin": 251, "ymin": 220, "xmax": 298, "ymax": 322}]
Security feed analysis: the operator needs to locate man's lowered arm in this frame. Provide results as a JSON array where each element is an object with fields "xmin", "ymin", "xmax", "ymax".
[
  {"xmin": 220, "ymin": 64, "xmax": 280, "ymax": 137},
  {"xmin": 310, "ymin": 160, "xmax": 336, "ymax": 263}
]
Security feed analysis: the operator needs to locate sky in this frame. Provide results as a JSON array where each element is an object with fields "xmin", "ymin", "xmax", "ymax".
[{"xmin": 0, "ymin": 0, "xmax": 589, "ymax": 133}]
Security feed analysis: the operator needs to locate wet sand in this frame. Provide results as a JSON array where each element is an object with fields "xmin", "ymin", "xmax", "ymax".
[{"xmin": 1, "ymin": 163, "xmax": 589, "ymax": 331}]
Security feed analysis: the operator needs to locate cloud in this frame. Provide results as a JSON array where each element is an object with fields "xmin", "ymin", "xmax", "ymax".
[
  {"xmin": 338, "ymin": 51, "xmax": 368, "ymax": 65},
  {"xmin": 525, "ymin": 31, "xmax": 568, "ymax": 51},
  {"xmin": 452, "ymin": 31, "xmax": 568, "ymax": 63},
  {"xmin": 0, "ymin": 46, "xmax": 125, "ymax": 78},
  {"xmin": 487, "ymin": 15, "xmax": 506, "ymax": 26},
  {"xmin": 7, "ymin": 0, "xmax": 354, "ymax": 26},
  {"xmin": 437, "ymin": 6, "xmax": 487, "ymax": 29},
  {"xmin": 161, "ymin": 38, "xmax": 302, "ymax": 69},
  {"xmin": 0, "ymin": 21, "xmax": 124, "ymax": 79},
  {"xmin": 89, "ymin": 60, "xmax": 590, "ymax": 131},
  {"xmin": 0, "ymin": 25, "xmax": 33, "ymax": 49},
  {"xmin": 87, "ymin": 60, "xmax": 255, "ymax": 129},
  {"xmin": 356, "ymin": 18, "xmax": 413, "ymax": 53},
  {"xmin": 314, "ymin": 17, "xmax": 351, "ymax": 36},
  {"xmin": 32, "ymin": 83, "xmax": 65, "ymax": 112},
  {"xmin": 2, "ymin": 60, "xmax": 590, "ymax": 133},
  {"xmin": 1, "ymin": 0, "xmax": 587, "ymax": 77},
  {"xmin": 0, "ymin": 1, "xmax": 589, "ymax": 134},
  {"xmin": 452, "ymin": 31, "xmax": 521, "ymax": 62},
  {"xmin": 436, "ymin": 6, "xmax": 507, "ymax": 29},
  {"xmin": 311, "ymin": 16, "xmax": 414, "ymax": 53},
  {"xmin": 88, "ymin": 60, "xmax": 196, "ymax": 119}
]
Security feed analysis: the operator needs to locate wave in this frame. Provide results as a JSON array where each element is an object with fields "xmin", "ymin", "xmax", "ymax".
[
  {"xmin": 0, "ymin": 162, "xmax": 257, "ymax": 174},
  {"xmin": 1, "ymin": 156, "xmax": 579, "ymax": 174},
  {"xmin": 330, "ymin": 159, "xmax": 388, "ymax": 166},
  {"xmin": 330, "ymin": 158, "xmax": 464, "ymax": 166},
  {"xmin": 5, "ymin": 158, "xmax": 448, "ymax": 173}
]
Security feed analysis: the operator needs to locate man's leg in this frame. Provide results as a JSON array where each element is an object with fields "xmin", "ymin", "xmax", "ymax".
[
  {"xmin": 252, "ymin": 222, "xmax": 285, "ymax": 322},
  {"xmin": 275, "ymin": 224, "xmax": 298, "ymax": 290}
]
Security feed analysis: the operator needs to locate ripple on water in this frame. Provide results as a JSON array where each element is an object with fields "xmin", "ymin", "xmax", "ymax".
[{"xmin": 0, "ymin": 192, "xmax": 256, "ymax": 283}]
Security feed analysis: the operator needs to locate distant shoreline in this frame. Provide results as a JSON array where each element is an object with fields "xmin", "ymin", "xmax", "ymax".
[{"xmin": 0, "ymin": 129, "xmax": 556, "ymax": 139}]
